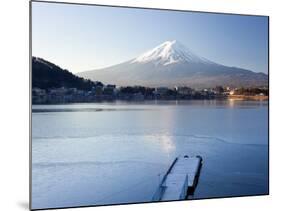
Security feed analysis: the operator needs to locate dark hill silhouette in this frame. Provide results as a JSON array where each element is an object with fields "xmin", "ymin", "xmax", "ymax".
[{"xmin": 32, "ymin": 57, "xmax": 102, "ymax": 90}]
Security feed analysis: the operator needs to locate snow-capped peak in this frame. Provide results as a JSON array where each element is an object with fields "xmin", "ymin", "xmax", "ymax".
[{"xmin": 131, "ymin": 40, "xmax": 214, "ymax": 66}]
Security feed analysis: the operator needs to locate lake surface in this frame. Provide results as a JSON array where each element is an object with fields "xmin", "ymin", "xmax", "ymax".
[{"xmin": 32, "ymin": 100, "xmax": 268, "ymax": 209}]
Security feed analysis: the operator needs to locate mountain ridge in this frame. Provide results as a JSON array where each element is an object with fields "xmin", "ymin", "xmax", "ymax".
[{"xmin": 77, "ymin": 40, "xmax": 268, "ymax": 88}]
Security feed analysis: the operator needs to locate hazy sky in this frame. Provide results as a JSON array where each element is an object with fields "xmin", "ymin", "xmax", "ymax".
[{"xmin": 32, "ymin": 1, "xmax": 268, "ymax": 74}]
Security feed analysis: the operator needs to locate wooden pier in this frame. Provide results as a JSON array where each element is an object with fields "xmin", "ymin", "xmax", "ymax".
[{"xmin": 152, "ymin": 155, "xmax": 203, "ymax": 201}]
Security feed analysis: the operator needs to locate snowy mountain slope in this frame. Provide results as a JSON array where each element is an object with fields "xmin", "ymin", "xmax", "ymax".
[
  {"xmin": 131, "ymin": 40, "xmax": 215, "ymax": 66},
  {"xmin": 77, "ymin": 40, "xmax": 268, "ymax": 88}
]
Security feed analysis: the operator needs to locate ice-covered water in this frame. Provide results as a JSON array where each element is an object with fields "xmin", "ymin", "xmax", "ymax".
[{"xmin": 32, "ymin": 100, "xmax": 268, "ymax": 209}]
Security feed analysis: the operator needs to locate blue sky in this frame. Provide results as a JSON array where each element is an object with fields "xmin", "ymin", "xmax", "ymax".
[{"xmin": 32, "ymin": 1, "xmax": 268, "ymax": 74}]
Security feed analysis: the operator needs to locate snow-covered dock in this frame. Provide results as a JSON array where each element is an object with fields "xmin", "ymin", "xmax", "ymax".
[{"xmin": 152, "ymin": 155, "xmax": 203, "ymax": 201}]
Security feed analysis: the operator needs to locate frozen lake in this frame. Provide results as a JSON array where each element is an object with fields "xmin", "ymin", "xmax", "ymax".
[{"xmin": 31, "ymin": 100, "xmax": 268, "ymax": 209}]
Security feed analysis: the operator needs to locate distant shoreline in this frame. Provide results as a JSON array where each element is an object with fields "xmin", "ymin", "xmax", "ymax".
[
  {"xmin": 32, "ymin": 97, "xmax": 268, "ymax": 105},
  {"xmin": 228, "ymin": 95, "xmax": 268, "ymax": 101}
]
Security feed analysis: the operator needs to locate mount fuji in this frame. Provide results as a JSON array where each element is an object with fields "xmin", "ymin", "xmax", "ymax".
[{"xmin": 77, "ymin": 40, "xmax": 268, "ymax": 88}]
